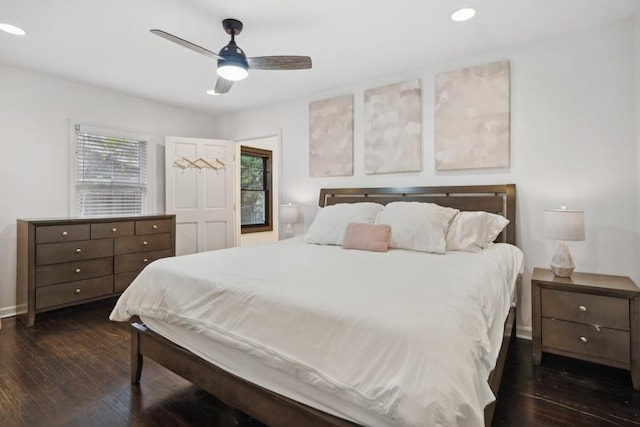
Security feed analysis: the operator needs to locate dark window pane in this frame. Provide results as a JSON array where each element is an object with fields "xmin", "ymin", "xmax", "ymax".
[{"xmin": 241, "ymin": 191, "xmax": 266, "ymax": 226}]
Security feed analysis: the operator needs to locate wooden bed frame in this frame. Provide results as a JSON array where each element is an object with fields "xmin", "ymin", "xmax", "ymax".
[{"xmin": 130, "ymin": 184, "xmax": 517, "ymax": 427}]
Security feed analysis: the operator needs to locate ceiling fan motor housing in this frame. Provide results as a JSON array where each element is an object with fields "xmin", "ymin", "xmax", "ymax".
[{"xmin": 217, "ymin": 41, "xmax": 249, "ymax": 81}]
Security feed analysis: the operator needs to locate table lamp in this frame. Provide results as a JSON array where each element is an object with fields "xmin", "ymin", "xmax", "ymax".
[
  {"xmin": 544, "ymin": 207, "xmax": 585, "ymax": 277},
  {"xmin": 280, "ymin": 203, "xmax": 300, "ymax": 239}
]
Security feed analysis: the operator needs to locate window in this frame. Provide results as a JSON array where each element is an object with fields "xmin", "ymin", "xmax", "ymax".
[
  {"xmin": 74, "ymin": 125, "xmax": 148, "ymax": 217},
  {"xmin": 240, "ymin": 146, "xmax": 272, "ymax": 233}
]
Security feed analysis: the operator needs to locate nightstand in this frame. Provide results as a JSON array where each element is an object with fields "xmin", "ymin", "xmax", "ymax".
[{"xmin": 531, "ymin": 268, "xmax": 639, "ymax": 390}]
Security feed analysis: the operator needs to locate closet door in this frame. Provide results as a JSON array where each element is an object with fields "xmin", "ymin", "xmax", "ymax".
[{"xmin": 165, "ymin": 137, "xmax": 235, "ymax": 255}]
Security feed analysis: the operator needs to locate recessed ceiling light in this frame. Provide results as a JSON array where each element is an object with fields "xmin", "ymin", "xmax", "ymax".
[
  {"xmin": 451, "ymin": 8, "xmax": 476, "ymax": 22},
  {"xmin": 206, "ymin": 89, "xmax": 220, "ymax": 96},
  {"xmin": 0, "ymin": 23, "xmax": 26, "ymax": 36}
]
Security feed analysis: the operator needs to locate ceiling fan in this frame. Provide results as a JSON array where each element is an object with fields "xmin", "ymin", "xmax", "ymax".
[{"xmin": 151, "ymin": 18, "xmax": 312, "ymax": 94}]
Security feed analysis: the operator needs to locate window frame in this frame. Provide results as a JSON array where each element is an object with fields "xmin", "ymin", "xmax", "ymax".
[
  {"xmin": 240, "ymin": 145, "xmax": 273, "ymax": 234},
  {"xmin": 69, "ymin": 122, "xmax": 152, "ymax": 217}
]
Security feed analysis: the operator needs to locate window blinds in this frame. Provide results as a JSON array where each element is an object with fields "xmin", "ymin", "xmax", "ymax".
[{"xmin": 76, "ymin": 129, "xmax": 148, "ymax": 217}]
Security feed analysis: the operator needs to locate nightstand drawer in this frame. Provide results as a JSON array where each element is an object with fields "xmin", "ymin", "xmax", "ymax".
[
  {"xmin": 541, "ymin": 288, "xmax": 629, "ymax": 330},
  {"xmin": 542, "ymin": 318, "xmax": 629, "ymax": 365}
]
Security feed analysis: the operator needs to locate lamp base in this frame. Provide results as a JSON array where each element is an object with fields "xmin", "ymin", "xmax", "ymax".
[
  {"xmin": 550, "ymin": 241, "xmax": 575, "ymax": 278},
  {"xmin": 284, "ymin": 223, "xmax": 294, "ymax": 239}
]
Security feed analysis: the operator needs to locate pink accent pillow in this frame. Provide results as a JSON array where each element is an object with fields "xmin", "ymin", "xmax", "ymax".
[{"xmin": 342, "ymin": 223, "xmax": 391, "ymax": 252}]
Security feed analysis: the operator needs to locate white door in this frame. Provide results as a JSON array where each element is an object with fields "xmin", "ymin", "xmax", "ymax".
[{"xmin": 165, "ymin": 137, "xmax": 235, "ymax": 255}]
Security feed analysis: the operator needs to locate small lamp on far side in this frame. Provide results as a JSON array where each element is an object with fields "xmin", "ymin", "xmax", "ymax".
[
  {"xmin": 280, "ymin": 203, "xmax": 300, "ymax": 239},
  {"xmin": 544, "ymin": 207, "xmax": 585, "ymax": 277}
]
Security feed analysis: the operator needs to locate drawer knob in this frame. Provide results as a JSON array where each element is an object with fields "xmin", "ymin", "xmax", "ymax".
[
  {"xmin": 579, "ymin": 336, "xmax": 588, "ymax": 343},
  {"xmin": 578, "ymin": 305, "xmax": 587, "ymax": 312},
  {"xmin": 143, "ymin": 258, "xmax": 148, "ymax": 263},
  {"xmin": 152, "ymin": 225, "xmax": 158, "ymax": 230},
  {"xmin": 143, "ymin": 241, "xmax": 148, "ymax": 246},
  {"xmin": 75, "ymin": 288, "xmax": 81, "ymax": 294},
  {"xmin": 76, "ymin": 248, "xmax": 82, "ymax": 253},
  {"xmin": 75, "ymin": 268, "xmax": 81, "ymax": 273},
  {"xmin": 112, "ymin": 227, "xmax": 118, "ymax": 232},
  {"xmin": 62, "ymin": 231, "xmax": 68, "ymax": 236}
]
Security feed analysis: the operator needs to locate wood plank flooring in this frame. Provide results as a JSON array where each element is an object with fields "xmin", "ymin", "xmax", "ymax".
[{"xmin": 0, "ymin": 299, "xmax": 639, "ymax": 426}]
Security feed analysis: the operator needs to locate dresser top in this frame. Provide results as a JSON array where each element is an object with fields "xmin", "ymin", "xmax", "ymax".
[
  {"xmin": 532, "ymin": 267, "xmax": 639, "ymax": 295},
  {"xmin": 18, "ymin": 214, "xmax": 174, "ymax": 225}
]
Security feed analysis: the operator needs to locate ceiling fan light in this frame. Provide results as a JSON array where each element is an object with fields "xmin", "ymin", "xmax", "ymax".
[{"xmin": 218, "ymin": 64, "xmax": 248, "ymax": 81}]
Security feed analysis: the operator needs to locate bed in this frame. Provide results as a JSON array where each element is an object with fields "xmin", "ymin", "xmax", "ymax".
[{"xmin": 110, "ymin": 184, "xmax": 522, "ymax": 427}]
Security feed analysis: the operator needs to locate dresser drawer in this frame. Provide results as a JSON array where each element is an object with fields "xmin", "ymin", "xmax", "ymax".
[
  {"xmin": 36, "ymin": 257, "xmax": 113, "ymax": 287},
  {"xmin": 114, "ymin": 233, "xmax": 172, "ymax": 255},
  {"xmin": 36, "ymin": 239, "xmax": 113, "ymax": 265},
  {"xmin": 36, "ymin": 276, "xmax": 114, "ymax": 310},
  {"xmin": 36, "ymin": 224, "xmax": 90, "ymax": 244},
  {"xmin": 114, "ymin": 270, "xmax": 141, "ymax": 293},
  {"xmin": 114, "ymin": 249, "xmax": 172, "ymax": 274},
  {"xmin": 136, "ymin": 219, "xmax": 172, "ymax": 235},
  {"xmin": 541, "ymin": 318, "xmax": 630, "ymax": 365},
  {"xmin": 91, "ymin": 221, "xmax": 134, "ymax": 239},
  {"xmin": 541, "ymin": 289, "xmax": 629, "ymax": 330}
]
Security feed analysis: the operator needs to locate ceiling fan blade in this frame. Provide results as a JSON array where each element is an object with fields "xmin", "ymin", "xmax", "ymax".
[
  {"xmin": 214, "ymin": 77, "xmax": 233, "ymax": 94},
  {"xmin": 247, "ymin": 56, "xmax": 312, "ymax": 70},
  {"xmin": 150, "ymin": 29, "xmax": 219, "ymax": 61}
]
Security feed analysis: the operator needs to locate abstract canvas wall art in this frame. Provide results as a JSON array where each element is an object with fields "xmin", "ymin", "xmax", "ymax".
[
  {"xmin": 364, "ymin": 80, "xmax": 422, "ymax": 174},
  {"xmin": 308, "ymin": 94, "xmax": 354, "ymax": 177},
  {"xmin": 434, "ymin": 60, "xmax": 510, "ymax": 170}
]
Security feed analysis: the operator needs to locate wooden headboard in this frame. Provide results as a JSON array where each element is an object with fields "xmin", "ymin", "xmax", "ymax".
[{"xmin": 318, "ymin": 184, "xmax": 516, "ymax": 246}]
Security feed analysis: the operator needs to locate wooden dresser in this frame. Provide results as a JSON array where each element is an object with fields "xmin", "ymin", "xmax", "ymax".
[
  {"xmin": 17, "ymin": 215, "xmax": 175, "ymax": 327},
  {"xmin": 531, "ymin": 267, "xmax": 639, "ymax": 390}
]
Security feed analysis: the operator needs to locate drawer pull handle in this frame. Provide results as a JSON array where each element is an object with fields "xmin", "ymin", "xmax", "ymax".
[
  {"xmin": 143, "ymin": 241, "xmax": 148, "ymax": 246},
  {"xmin": 112, "ymin": 227, "xmax": 118, "ymax": 232},
  {"xmin": 579, "ymin": 336, "xmax": 588, "ymax": 343},
  {"xmin": 75, "ymin": 268, "xmax": 81, "ymax": 273},
  {"xmin": 152, "ymin": 225, "xmax": 158, "ymax": 230},
  {"xmin": 62, "ymin": 231, "xmax": 68, "ymax": 236},
  {"xmin": 75, "ymin": 288, "xmax": 81, "ymax": 294},
  {"xmin": 143, "ymin": 258, "xmax": 148, "ymax": 263},
  {"xmin": 578, "ymin": 305, "xmax": 587, "ymax": 312},
  {"xmin": 76, "ymin": 248, "xmax": 82, "ymax": 253}
]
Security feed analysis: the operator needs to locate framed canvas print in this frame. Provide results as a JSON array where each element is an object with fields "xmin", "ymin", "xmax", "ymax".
[
  {"xmin": 435, "ymin": 60, "xmax": 510, "ymax": 170},
  {"xmin": 309, "ymin": 94, "xmax": 354, "ymax": 177},
  {"xmin": 364, "ymin": 80, "xmax": 422, "ymax": 174}
]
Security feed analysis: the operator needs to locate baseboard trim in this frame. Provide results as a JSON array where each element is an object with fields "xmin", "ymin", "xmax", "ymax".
[
  {"xmin": 0, "ymin": 305, "xmax": 18, "ymax": 319},
  {"xmin": 516, "ymin": 325, "xmax": 532, "ymax": 340}
]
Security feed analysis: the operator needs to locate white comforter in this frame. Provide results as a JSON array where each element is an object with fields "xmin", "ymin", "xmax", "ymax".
[{"xmin": 110, "ymin": 238, "xmax": 523, "ymax": 427}]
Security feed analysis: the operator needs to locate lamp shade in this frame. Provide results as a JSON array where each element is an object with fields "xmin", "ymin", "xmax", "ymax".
[
  {"xmin": 544, "ymin": 209, "xmax": 585, "ymax": 241},
  {"xmin": 280, "ymin": 204, "xmax": 300, "ymax": 224}
]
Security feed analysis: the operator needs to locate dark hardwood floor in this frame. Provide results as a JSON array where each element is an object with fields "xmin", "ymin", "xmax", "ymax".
[{"xmin": 0, "ymin": 300, "xmax": 638, "ymax": 426}]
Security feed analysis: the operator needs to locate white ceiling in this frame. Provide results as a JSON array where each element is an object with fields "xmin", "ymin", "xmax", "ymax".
[{"xmin": 1, "ymin": 0, "xmax": 637, "ymax": 117}]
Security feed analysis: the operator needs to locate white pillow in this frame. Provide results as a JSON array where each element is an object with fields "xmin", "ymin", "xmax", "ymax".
[
  {"xmin": 304, "ymin": 202, "xmax": 384, "ymax": 245},
  {"xmin": 445, "ymin": 211, "xmax": 510, "ymax": 252},
  {"xmin": 375, "ymin": 202, "xmax": 458, "ymax": 253}
]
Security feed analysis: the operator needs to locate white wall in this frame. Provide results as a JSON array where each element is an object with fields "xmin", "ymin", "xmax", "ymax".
[
  {"xmin": 0, "ymin": 64, "xmax": 215, "ymax": 317},
  {"xmin": 636, "ymin": 13, "xmax": 640, "ymax": 246},
  {"xmin": 210, "ymin": 19, "xmax": 640, "ymax": 339}
]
